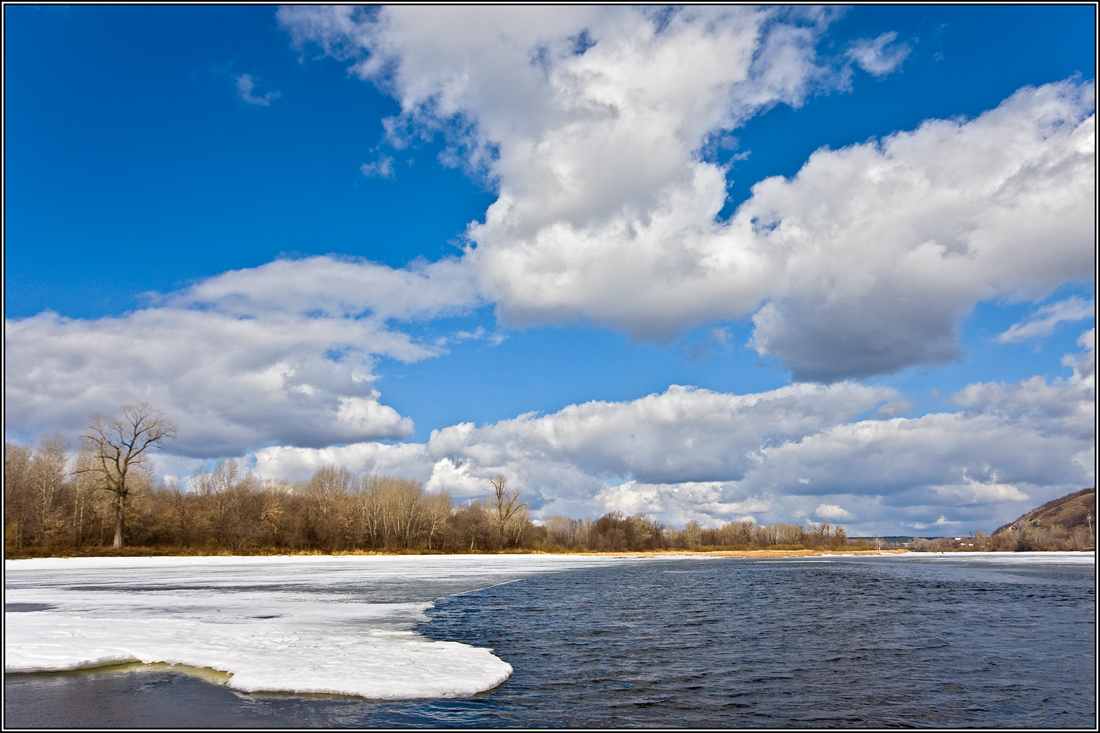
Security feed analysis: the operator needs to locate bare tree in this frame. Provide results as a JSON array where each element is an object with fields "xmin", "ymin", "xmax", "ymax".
[
  {"xmin": 386, "ymin": 477, "xmax": 425, "ymax": 550},
  {"xmin": 304, "ymin": 464, "xmax": 355, "ymax": 551},
  {"xmin": 79, "ymin": 402, "xmax": 177, "ymax": 549},
  {"xmin": 679, "ymin": 519, "xmax": 702, "ymax": 550},
  {"xmin": 29, "ymin": 433, "xmax": 69, "ymax": 546},
  {"xmin": 543, "ymin": 514, "xmax": 576, "ymax": 549},
  {"xmin": 4, "ymin": 442, "xmax": 34, "ymax": 551},
  {"xmin": 195, "ymin": 458, "xmax": 262, "ymax": 551},
  {"xmin": 422, "ymin": 487, "xmax": 453, "ymax": 550},
  {"xmin": 488, "ymin": 474, "xmax": 527, "ymax": 549}
]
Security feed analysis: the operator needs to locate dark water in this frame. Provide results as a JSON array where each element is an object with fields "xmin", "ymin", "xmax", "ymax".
[{"xmin": 5, "ymin": 555, "xmax": 1095, "ymax": 728}]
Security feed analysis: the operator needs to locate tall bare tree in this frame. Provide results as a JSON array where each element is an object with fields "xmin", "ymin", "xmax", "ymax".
[
  {"xmin": 488, "ymin": 474, "xmax": 528, "ymax": 548},
  {"xmin": 29, "ymin": 433, "xmax": 69, "ymax": 545},
  {"xmin": 4, "ymin": 442, "xmax": 34, "ymax": 551},
  {"xmin": 79, "ymin": 402, "xmax": 176, "ymax": 549},
  {"xmin": 306, "ymin": 464, "xmax": 356, "ymax": 551},
  {"xmin": 422, "ymin": 487, "xmax": 452, "ymax": 551}
]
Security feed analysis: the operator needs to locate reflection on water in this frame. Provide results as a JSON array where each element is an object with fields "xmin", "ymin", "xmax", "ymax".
[{"xmin": 4, "ymin": 554, "xmax": 1095, "ymax": 728}]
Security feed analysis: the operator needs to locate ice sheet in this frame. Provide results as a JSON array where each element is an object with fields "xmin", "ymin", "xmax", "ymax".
[{"xmin": 4, "ymin": 554, "xmax": 626, "ymax": 699}]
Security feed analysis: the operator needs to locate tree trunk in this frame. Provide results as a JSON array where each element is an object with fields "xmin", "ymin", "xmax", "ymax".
[{"xmin": 113, "ymin": 492, "xmax": 125, "ymax": 549}]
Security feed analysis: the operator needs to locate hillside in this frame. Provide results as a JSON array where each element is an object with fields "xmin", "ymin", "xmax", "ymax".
[{"xmin": 993, "ymin": 488, "xmax": 1096, "ymax": 536}]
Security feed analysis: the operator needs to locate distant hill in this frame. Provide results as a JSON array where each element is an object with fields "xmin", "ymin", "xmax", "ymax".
[{"xmin": 993, "ymin": 488, "xmax": 1096, "ymax": 536}]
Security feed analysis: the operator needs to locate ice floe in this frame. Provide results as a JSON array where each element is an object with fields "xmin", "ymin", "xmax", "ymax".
[{"xmin": 4, "ymin": 554, "xmax": 626, "ymax": 699}]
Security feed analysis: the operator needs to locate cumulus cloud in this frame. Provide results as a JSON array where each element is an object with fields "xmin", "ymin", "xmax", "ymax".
[
  {"xmin": 953, "ymin": 327, "xmax": 1094, "ymax": 440},
  {"xmin": 814, "ymin": 503, "xmax": 853, "ymax": 520},
  {"xmin": 5, "ymin": 309, "xmax": 413, "ymax": 457},
  {"xmin": 280, "ymin": 6, "xmax": 1095, "ymax": 380},
  {"xmin": 4, "ymin": 255, "xmax": 482, "ymax": 457},
  {"xmin": 1063, "ymin": 328, "xmax": 1095, "ymax": 379},
  {"xmin": 745, "ymin": 80, "xmax": 1095, "ymax": 380},
  {"xmin": 254, "ymin": 380, "xmax": 898, "ymax": 510},
  {"xmin": 252, "ymin": 333, "xmax": 1094, "ymax": 534},
  {"xmin": 996, "ymin": 296, "xmax": 1094, "ymax": 343},
  {"xmin": 235, "ymin": 73, "xmax": 281, "ymax": 106},
  {"xmin": 278, "ymin": 6, "xmax": 847, "ymax": 338}
]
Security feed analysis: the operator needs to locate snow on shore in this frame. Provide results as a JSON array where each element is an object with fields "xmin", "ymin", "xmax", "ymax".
[
  {"xmin": 4, "ymin": 554, "xmax": 626, "ymax": 699},
  {"xmin": 820, "ymin": 550, "xmax": 1095, "ymax": 564},
  {"xmin": 7, "ymin": 551, "xmax": 1090, "ymax": 698}
]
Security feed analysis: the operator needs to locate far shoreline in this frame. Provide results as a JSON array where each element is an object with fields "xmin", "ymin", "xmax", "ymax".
[
  {"xmin": 3, "ymin": 548, "xmax": 938, "ymax": 561},
  {"xmin": 9, "ymin": 547, "xmax": 1097, "ymax": 562}
]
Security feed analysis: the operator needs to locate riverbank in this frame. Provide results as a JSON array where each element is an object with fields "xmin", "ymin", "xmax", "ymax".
[
  {"xmin": 5, "ymin": 547, "xmax": 912, "ymax": 560},
  {"xmin": 577, "ymin": 548, "xmax": 911, "ymax": 559}
]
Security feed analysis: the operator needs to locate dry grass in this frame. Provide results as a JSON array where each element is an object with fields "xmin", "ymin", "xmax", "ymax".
[
  {"xmin": 563, "ymin": 548, "xmax": 910, "ymax": 559},
  {"xmin": 6, "ymin": 547, "xmax": 912, "ymax": 560}
]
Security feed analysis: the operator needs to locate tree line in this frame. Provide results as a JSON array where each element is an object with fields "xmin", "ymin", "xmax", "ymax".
[
  {"xmin": 13, "ymin": 403, "xmax": 1086, "ymax": 557},
  {"xmin": 4, "ymin": 446, "xmax": 855, "ymax": 556},
  {"xmin": 908, "ymin": 526, "xmax": 1094, "ymax": 552},
  {"xmin": 4, "ymin": 404, "xmax": 857, "ymax": 556}
]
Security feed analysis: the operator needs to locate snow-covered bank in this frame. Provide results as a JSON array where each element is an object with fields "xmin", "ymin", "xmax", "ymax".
[
  {"xmin": 819, "ymin": 550, "xmax": 1095, "ymax": 565},
  {"xmin": 4, "ymin": 554, "xmax": 627, "ymax": 699}
]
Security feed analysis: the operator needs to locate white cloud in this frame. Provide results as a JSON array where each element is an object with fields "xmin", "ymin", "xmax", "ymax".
[
  {"xmin": 1062, "ymin": 328, "xmax": 1095, "ymax": 379},
  {"xmin": 18, "ymin": 291, "xmax": 1064, "ymax": 532},
  {"xmin": 447, "ymin": 381, "xmax": 898, "ymax": 486},
  {"xmin": 910, "ymin": 515, "xmax": 963, "ymax": 531},
  {"xmin": 277, "ymin": 6, "xmax": 848, "ymax": 339},
  {"xmin": 253, "ymin": 379, "xmax": 897, "ymax": 504},
  {"xmin": 235, "ymin": 73, "xmax": 281, "ymax": 107},
  {"xmin": 251, "ymin": 334, "xmax": 1094, "ymax": 533},
  {"xmin": 433, "ymin": 326, "xmax": 507, "ymax": 350},
  {"xmin": 594, "ymin": 482, "xmax": 664, "ymax": 518},
  {"xmin": 280, "ymin": 7, "xmax": 1095, "ymax": 380},
  {"xmin": 953, "ymin": 328, "xmax": 1094, "ymax": 440},
  {"xmin": 846, "ymin": 31, "xmax": 910, "ymax": 77},
  {"xmin": 814, "ymin": 503, "xmax": 853, "ymax": 520},
  {"xmin": 996, "ymin": 296, "xmax": 1094, "ymax": 343},
  {"xmin": 4, "ymin": 308, "xmax": 415, "ymax": 457},
  {"xmin": 746, "ymin": 80, "xmax": 1095, "ymax": 380},
  {"xmin": 360, "ymin": 155, "xmax": 395, "ymax": 178},
  {"xmin": 3, "ymin": 255, "xmax": 485, "ymax": 458},
  {"xmin": 165, "ymin": 255, "xmax": 479, "ymax": 322},
  {"xmin": 932, "ymin": 472, "xmax": 1029, "ymax": 504}
]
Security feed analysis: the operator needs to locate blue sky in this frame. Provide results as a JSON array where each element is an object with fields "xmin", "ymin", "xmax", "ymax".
[{"xmin": 4, "ymin": 5, "xmax": 1095, "ymax": 535}]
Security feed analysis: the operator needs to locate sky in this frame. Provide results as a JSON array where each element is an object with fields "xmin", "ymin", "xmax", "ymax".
[{"xmin": 4, "ymin": 4, "xmax": 1096, "ymax": 536}]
